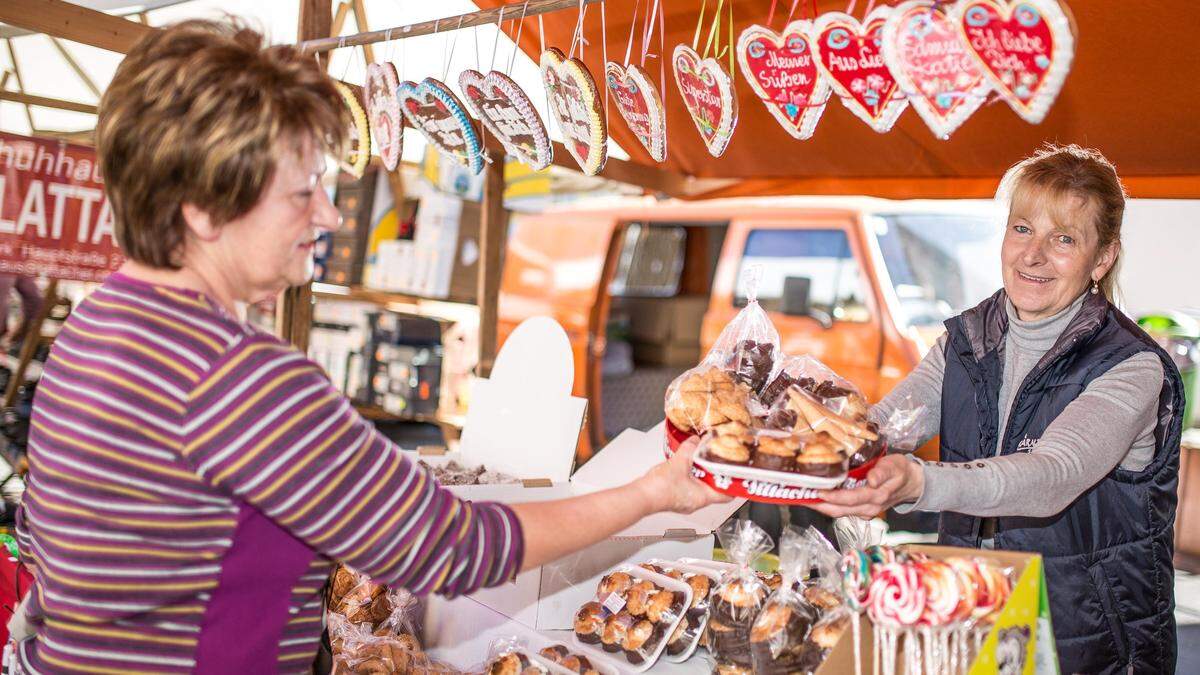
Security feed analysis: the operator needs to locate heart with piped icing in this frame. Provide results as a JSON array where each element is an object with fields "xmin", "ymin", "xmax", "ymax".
[
  {"xmin": 540, "ymin": 47, "xmax": 607, "ymax": 175},
  {"xmin": 459, "ymin": 69, "xmax": 552, "ymax": 171},
  {"xmin": 953, "ymin": 0, "xmax": 1074, "ymax": 124},
  {"xmin": 736, "ymin": 21, "xmax": 830, "ymax": 140},
  {"xmin": 398, "ymin": 77, "xmax": 483, "ymax": 174},
  {"xmin": 881, "ymin": 0, "xmax": 993, "ymax": 139},
  {"xmin": 605, "ymin": 62, "xmax": 667, "ymax": 162},
  {"xmin": 812, "ymin": 8, "xmax": 908, "ymax": 133},
  {"xmin": 673, "ymin": 44, "xmax": 738, "ymax": 156},
  {"xmin": 366, "ymin": 62, "xmax": 403, "ymax": 171}
]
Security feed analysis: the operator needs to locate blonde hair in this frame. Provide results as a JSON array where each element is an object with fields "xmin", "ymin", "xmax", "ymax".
[
  {"xmin": 97, "ymin": 19, "xmax": 348, "ymax": 268},
  {"xmin": 998, "ymin": 144, "xmax": 1127, "ymax": 302}
]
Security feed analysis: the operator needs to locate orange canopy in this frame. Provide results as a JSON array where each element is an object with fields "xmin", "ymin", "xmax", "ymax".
[{"xmin": 478, "ymin": 0, "xmax": 1200, "ymax": 198}]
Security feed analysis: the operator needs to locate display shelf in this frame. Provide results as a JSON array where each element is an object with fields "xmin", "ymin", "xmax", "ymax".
[{"xmin": 352, "ymin": 402, "xmax": 464, "ymax": 430}]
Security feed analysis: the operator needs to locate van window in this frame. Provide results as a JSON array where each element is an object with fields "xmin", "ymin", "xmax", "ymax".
[
  {"xmin": 735, "ymin": 229, "xmax": 871, "ymax": 322},
  {"xmin": 609, "ymin": 223, "xmax": 686, "ymax": 297}
]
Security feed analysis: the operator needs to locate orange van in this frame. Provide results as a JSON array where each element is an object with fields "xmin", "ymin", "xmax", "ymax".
[{"xmin": 497, "ymin": 197, "xmax": 1003, "ymax": 460}]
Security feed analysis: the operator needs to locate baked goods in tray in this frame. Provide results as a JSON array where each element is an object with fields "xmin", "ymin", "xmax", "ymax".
[
  {"xmin": 538, "ymin": 644, "xmax": 602, "ymax": 675},
  {"xmin": 665, "ymin": 367, "xmax": 754, "ymax": 433},
  {"xmin": 572, "ymin": 565, "xmax": 692, "ymax": 670}
]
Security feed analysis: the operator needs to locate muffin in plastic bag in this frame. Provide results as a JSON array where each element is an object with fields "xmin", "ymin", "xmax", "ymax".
[{"xmin": 707, "ymin": 520, "xmax": 774, "ymax": 672}]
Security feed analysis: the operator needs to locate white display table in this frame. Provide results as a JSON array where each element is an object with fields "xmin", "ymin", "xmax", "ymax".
[{"xmin": 423, "ymin": 593, "xmax": 712, "ymax": 673}]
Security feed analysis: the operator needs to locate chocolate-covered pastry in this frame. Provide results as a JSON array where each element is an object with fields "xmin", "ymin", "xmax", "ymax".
[
  {"xmin": 712, "ymin": 578, "xmax": 768, "ymax": 626},
  {"xmin": 598, "ymin": 571, "xmax": 634, "ymax": 597},
  {"xmin": 707, "ymin": 618, "xmax": 753, "ymax": 669},
  {"xmin": 849, "ymin": 432, "xmax": 886, "ymax": 468},
  {"xmin": 488, "ymin": 653, "xmax": 527, "ymax": 675},
  {"xmin": 758, "ymin": 572, "xmax": 783, "ymax": 592},
  {"xmin": 601, "ymin": 612, "xmax": 634, "ymax": 653},
  {"xmin": 750, "ymin": 603, "xmax": 820, "ymax": 675},
  {"xmin": 622, "ymin": 619, "xmax": 656, "ymax": 664},
  {"xmin": 665, "ymin": 620, "xmax": 690, "ymax": 655},
  {"xmin": 803, "ymin": 585, "xmax": 843, "ymax": 611},
  {"xmin": 764, "ymin": 407, "xmax": 799, "ymax": 431},
  {"xmin": 706, "ymin": 433, "xmax": 752, "ymax": 465},
  {"xmin": 538, "ymin": 645, "xmax": 568, "ymax": 663},
  {"xmin": 560, "ymin": 653, "xmax": 598, "ymax": 675},
  {"xmin": 728, "ymin": 340, "xmax": 775, "ymax": 393},
  {"xmin": 809, "ymin": 612, "xmax": 850, "ymax": 650},
  {"xmin": 639, "ymin": 562, "xmax": 664, "ymax": 574},
  {"xmin": 686, "ymin": 574, "xmax": 712, "ymax": 608},
  {"xmin": 751, "ymin": 434, "xmax": 801, "ymax": 472},
  {"xmin": 574, "ymin": 602, "xmax": 605, "ymax": 644},
  {"xmin": 715, "ymin": 665, "xmax": 753, "ymax": 675},
  {"xmin": 794, "ymin": 436, "xmax": 848, "ymax": 477},
  {"xmin": 625, "ymin": 580, "xmax": 656, "ymax": 616},
  {"xmin": 646, "ymin": 589, "xmax": 676, "ymax": 623}
]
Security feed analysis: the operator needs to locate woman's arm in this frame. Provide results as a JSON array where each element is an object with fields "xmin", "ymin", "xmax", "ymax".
[
  {"xmin": 183, "ymin": 335, "xmax": 725, "ymax": 594},
  {"xmin": 816, "ymin": 351, "xmax": 1164, "ymax": 518},
  {"xmin": 867, "ymin": 334, "xmax": 948, "ymax": 453},
  {"xmin": 512, "ymin": 439, "xmax": 726, "ymax": 571}
]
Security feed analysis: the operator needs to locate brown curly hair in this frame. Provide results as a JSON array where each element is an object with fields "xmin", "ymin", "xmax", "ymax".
[{"xmin": 97, "ymin": 19, "xmax": 349, "ymax": 268}]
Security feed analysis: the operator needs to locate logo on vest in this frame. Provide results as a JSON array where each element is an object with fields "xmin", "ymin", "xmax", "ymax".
[{"xmin": 1016, "ymin": 435, "xmax": 1040, "ymax": 453}]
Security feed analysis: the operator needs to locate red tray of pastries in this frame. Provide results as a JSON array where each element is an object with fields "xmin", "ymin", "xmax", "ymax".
[{"xmin": 663, "ymin": 419, "xmax": 882, "ymax": 505}]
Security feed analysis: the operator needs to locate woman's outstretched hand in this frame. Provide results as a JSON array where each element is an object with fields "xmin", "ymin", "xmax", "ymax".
[
  {"xmin": 638, "ymin": 437, "xmax": 734, "ymax": 514},
  {"xmin": 809, "ymin": 454, "xmax": 925, "ymax": 518}
]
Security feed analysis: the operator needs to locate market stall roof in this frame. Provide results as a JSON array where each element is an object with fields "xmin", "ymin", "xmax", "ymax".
[{"xmin": 474, "ymin": 0, "xmax": 1200, "ymax": 198}]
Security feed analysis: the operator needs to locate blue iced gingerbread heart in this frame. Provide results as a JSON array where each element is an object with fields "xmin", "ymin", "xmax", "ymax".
[{"xmin": 399, "ymin": 77, "xmax": 484, "ymax": 174}]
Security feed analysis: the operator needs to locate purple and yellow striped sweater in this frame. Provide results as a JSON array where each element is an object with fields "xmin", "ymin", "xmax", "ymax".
[{"xmin": 12, "ymin": 273, "xmax": 524, "ymax": 673}]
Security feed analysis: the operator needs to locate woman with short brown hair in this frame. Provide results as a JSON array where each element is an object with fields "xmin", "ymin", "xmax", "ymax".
[
  {"xmin": 10, "ymin": 20, "xmax": 724, "ymax": 673},
  {"xmin": 818, "ymin": 145, "xmax": 1183, "ymax": 673}
]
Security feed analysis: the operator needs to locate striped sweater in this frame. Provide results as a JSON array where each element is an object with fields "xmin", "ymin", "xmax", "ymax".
[{"xmin": 12, "ymin": 273, "xmax": 524, "ymax": 673}]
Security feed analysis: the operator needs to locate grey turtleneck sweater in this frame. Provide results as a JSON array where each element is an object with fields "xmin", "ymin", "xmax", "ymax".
[{"xmin": 874, "ymin": 293, "xmax": 1163, "ymax": 517}]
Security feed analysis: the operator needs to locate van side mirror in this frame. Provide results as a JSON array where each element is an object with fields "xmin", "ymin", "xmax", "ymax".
[{"xmin": 780, "ymin": 276, "xmax": 833, "ymax": 329}]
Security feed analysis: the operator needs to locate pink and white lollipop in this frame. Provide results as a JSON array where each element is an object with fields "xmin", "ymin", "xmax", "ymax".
[
  {"xmin": 918, "ymin": 559, "xmax": 962, "ymax": 626},
  {"xmin": 868, "ymin": 562, "xmax": 926, "ymax": 627}
]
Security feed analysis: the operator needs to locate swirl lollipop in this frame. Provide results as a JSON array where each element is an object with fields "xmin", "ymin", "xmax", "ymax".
[
  {"xmin": 945, "ymin": 558, "xmax": 980, "ymax": 623},
  {"xmin": 840, "ymin": 549, "xmax": 873, "ymax": 611},
  {"xmin": 918, "ymin": 559, "xmax": 962, "ymax": 626},
  {"xmin": 868, "ymin": 562, "xmax": 926, "ymax": 627},
  {"xmin": 973, "ymin": 559, "xmax": 1012, "ymax": 622}
]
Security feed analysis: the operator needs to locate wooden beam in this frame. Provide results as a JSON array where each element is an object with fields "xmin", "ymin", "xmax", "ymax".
[
  {"xmin": 279, "ymin": 0, "xmax": 334, "ymax": 349},
  {"xmin": 349, "ymin": 0, "xmax": 376, "ymax": 65},
  {"xmin": 0, "ymin": 0, "xmax": 153, "ymax": 54},
  {"xmin": 331, "ymin": 2, "xmax": 351, "ymax": 41},
  {"xmin": 0, "ymin": 71, "xmax": 9, "ymax": 90},
  {"xmin": 4, "ymin": 40, "xmax": 36, "ymax": 133},
  {"xmin": 49, "ymin": 37, "xmax": 102, "ymax": 99},
  {"xmin": 0, "ymin": 90, "xmax": 97, "ymax": 115},
  {"xmin": 301, "ymin": 0, "xmax": 601, "ymax": 53},
  {"xmin": 477, "ymin": 148, "xmax": 507, "ymax": 378}
]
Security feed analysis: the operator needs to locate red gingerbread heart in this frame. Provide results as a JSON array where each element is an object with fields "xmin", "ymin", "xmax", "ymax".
[
  {"xmin": 605, "ymin": 62, "xmax": 667, "ymax": 163},
  {"xmin": 953, "ymin": 0, "xmax": 1075, "ymax": 124},
  {"xmin": 812, "ymin": 8, "xmax": 908, "ymax": 133},
  {"xmin": 736, "ymin": 21, "xmax": 830, "ymax": 140},
  {"xmin": 673, "ymin": 44, "xmax": 738, "ymax": 157},
  {"xmin": 881, "ymin": 0, "xmax": 992, "ymax": 139}
]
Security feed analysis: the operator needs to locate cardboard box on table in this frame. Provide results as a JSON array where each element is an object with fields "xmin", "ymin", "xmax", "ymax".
[
  {"xmin": 441, "ymin": 316, "xmax": 743, "ymax": 630},
  {"xmin": 818, "ymin": 546, "xmax": 1053, "ymax": 675}
]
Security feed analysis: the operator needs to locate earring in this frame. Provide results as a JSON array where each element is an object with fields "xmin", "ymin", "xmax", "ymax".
[{"xmin": 1091, "ymin": 280, "xmax": 1099, "ymax": 295}]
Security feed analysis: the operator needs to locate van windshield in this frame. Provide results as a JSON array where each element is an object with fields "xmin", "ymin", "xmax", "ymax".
[{"xmin": 871, "ymin": 213, "xmax": 1004, "ymax": 329}]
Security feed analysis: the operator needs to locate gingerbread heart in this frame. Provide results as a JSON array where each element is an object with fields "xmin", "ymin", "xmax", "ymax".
[
  {"xmin": 459, "ymin": 69, "xmax": 552, "ymax": 171},
  {"xmin": 881, "ymin": 0, "xmax": 992, "ymax": 139},
  {"xmin": 812, "ymin": 8, "xmax": 909, "ymax": 133},
  {"xmin": 334, "ymin": 81, "xmax": 370, "ymax": 178},
  {"xmin": 605, "ymin": 62, "xmax": 667, "ymax": 162},
  {"xmin": 366, "ymin": 63, "xmax": 403, "ymax": 171},
  {"xmin": 737, "ymin": 21, "xmax": 830, "ymax": 140},
  {"xmin": 540, "ymin": 47, "xmax": 607, "ymax": 175},
  {"xmin": 953, "ymin": 0, "xmax": 1074, "ymax": 124},
  {"xmin": 673, "ymin": 44, "xmax": 738, "ymax": 157},
  {"xmin": 398, "ymin": 77, "xmax": 483, "ymax": 174}
]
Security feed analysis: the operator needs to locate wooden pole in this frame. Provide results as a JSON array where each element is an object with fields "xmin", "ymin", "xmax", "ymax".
[
  {"xmin": 48, "ymin": 37, "xmax": 102, "ymax": 100},
  {"xmin": 476, "ymin": 149, "xmax": 507, "ymax": 378},
  {"xmin": 349, "ymin": 0, "xmax": 376, "ymax": 65},
  {"xmin": 300, "ymin": 0, "xmax": 603, "ymax": 53},
  {"xmin": 4, "ymin": 40, "xmax": 36, "ymax": 135},
  {"xmin": 3, "ymin": 279, "xmax": 57, "ymax": 407},
  {"xmin": 0, "ymin": 0, "xmax": 154, "ymax": 54},
  {"xmin": 0, "ymin": 91, "xmax": 98, "ymax": 115},
  {"xmin": 278, "ymin": 0, "xmax": 333, "ymax": 350}
]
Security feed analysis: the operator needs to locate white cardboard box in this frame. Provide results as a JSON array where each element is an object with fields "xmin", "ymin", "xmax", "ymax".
[
  {"xmin": 440, "ymin": 316, "xmax": 742, "ymax": 630},
  {"xmin": 453, "ymin": 424, "xmax": 742, "ymax": 630}
]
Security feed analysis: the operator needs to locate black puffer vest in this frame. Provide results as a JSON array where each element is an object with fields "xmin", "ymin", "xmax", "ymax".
[{"xmin": 937, "ymin": 289, "xmax": 1182, "ymax": 675}]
